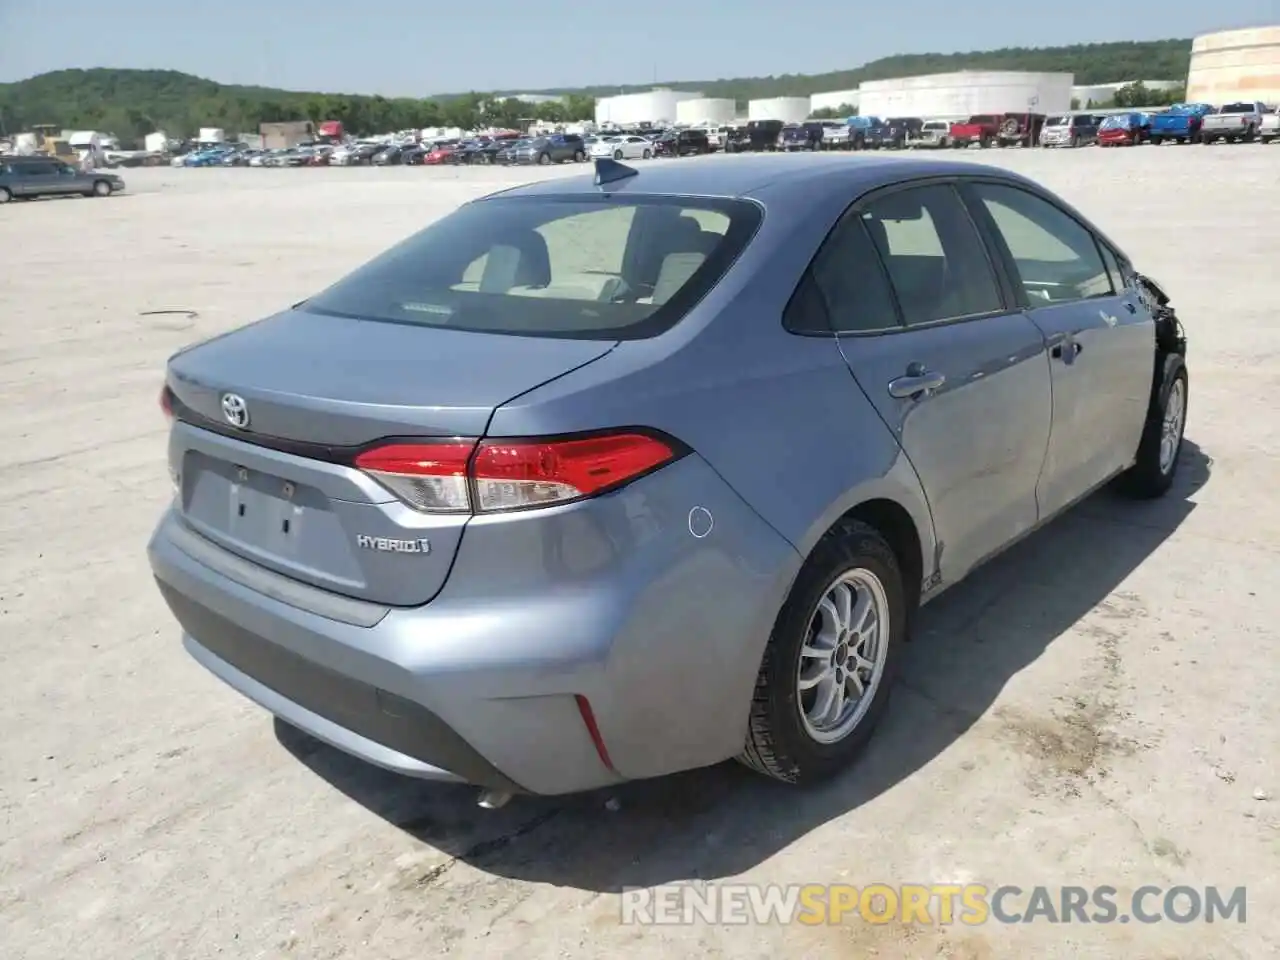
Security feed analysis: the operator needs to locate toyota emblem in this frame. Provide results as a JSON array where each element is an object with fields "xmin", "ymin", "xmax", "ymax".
[{"xmin": 221, "ymin": 393, "xmax": 249, "ymax": 429}]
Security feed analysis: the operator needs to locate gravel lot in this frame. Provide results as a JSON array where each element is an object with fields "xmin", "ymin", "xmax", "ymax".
[{"xmin": 2, "ymin": 148, "xmax": 1278, "ymax": 960}]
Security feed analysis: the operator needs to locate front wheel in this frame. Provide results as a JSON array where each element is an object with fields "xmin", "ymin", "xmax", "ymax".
[
  {"xmin": 0, "ymin": 187, "xmax": 10, "ymax": 204},
  {"xmin": 573, "ymin": 150, "xmax": 585, "ymax": 162},
  {"xmin": 1118, "ymin": 365, "xmax": 1188, "ymax": 499},
  {"xmin": 537, "ymin": 152, "xmax": 551, "ymax": 165},
  {"xmin": 613, "ymin": 149, "xmax": 623, "ymax": 160},
  {"xmin": 92, "ymin": 179, "xmax": 112, "ymax": 197},
  {"xmin": 642, "ymin": 148, "xmax": 651, "ymax": 159},
  {"xmin": 739, "ymin": 520, "xmax": 905, "ymax": 784}
]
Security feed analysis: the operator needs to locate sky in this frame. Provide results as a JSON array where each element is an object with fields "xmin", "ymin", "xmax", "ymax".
[{"xmin": 0, "ymin": 1, "xmax": 1275, "ymax": 97}]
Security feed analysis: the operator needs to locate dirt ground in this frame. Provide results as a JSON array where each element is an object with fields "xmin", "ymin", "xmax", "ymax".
[{"xmin": 2, "ymin": 147, "xmax": 1278, "ymax": 960}]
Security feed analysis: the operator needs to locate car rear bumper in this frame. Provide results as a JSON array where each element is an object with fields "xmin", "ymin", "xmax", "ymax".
[{"xmin": 147, "ymin": 452, "xmax": 800, "ymax": 796}]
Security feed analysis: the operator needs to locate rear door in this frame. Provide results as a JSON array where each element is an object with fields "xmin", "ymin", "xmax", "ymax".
[
  {"xmin": 962, "ymin": 181, "xmax": 1152, "ymax": 519},
  {"xmin": 811, "ymin": 181, "xmax": 1052, "ymax": 582},
  {"xmin": 13, "ymin": 162, "xmax": 57, "ymax": 196}
]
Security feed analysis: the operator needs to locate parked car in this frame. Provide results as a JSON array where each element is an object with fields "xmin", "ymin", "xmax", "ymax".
[
  {"xmin": 745, "ymin": 119, "xmax": 785, "ymax": 152},
  {"xmin": 460, "ymin": 140, "xmax": 509, "ymax": 164},
  {"xmin": 1261, "ymin": 111, "xmax": 1280, "ymax": 143},
  {"xmin": 865, "ymin": 117, "xmax": 923, "ymax": 150},
  {"xmin": 424, "ymin": 143, "xmax": 461, "ymax": 165},
  {"xmin": 780, "ymin": 122, "xmax": 824, "ymax": 151},
  {"xmin": 818, "ymin": 120, "xmax": 857, "ymax": 150},
  {"xmin": 905, "ymin": 119, "xmax": 951, "ymax": 149},
  {"xmin": 1199, "ymin": 101, "xmax": 1272, "ymax": 144},
  {"xmin": 508, "ymin": 134, "xmax": 587, "ymax": 165},
  {"xmin": 1097, "ymin": 112, "xmax": 1151, "ymax": 147},
  {"xmin": 1148, "ymin": 104, "xmax": 1214, "ymax": 145},
  {"xmin": 653, "ymin": 129, "xmax": 710, "ymax": 157},
  {"xmin": 588, "ymin": 135, "xmax": 654, "ymax": 161},
  {"xmin": 401, "ymin": 145, "xmax": 428, "ymax": 165},
  {"xmin": 1039, "ymin": 114, "xmax": 1102, "ymax": 147},
  {"xmin": 0, "ymin": 156, "xmax": 125, "ymax": 202},
  {"xmin": 722, "ymin": 126, "xmax": 753, "ymax": 153},
  {"xmin": 372, "ymin": 144, "xmax": 409, "ymax": 166},
  {"xmin": 996, "ymin": 112, "xmax": 1046, "ymax": 147},
  {"xmin": 948, "ymin": 114, "xmax": 1003, "ymax": 148},
  {"xmin": 149, "ymin": 154, "xmax": 1190, "ymax": 802}
]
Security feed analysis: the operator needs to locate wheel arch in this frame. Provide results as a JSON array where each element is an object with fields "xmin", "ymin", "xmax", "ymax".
[{"xmin": 813, "ymin": 496, "xmax": 926, "ymax": 633}]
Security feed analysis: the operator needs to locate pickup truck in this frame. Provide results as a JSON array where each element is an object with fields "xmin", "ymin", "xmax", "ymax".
[
  {"xmin": 948, "ymin": 115, "xmax": 1002, "ymax": 148},
  {"xmin": 864, "ymin": 117, "xmax": 922, "ymax": 149},
  {"xmin": 1148, "ymin": 103, "xmax": 1214, "ymax": 145},
  {"xmin": 780, "ymin": 122, "xmax": 824, "ymax": 151},
  {"xmin": 1262, "ymin": 112, "xmax": 1280, "ymax": 144},
  {"xmin": 1200, "ymin": 101, "xmax": 1272, "ymax": 144}
]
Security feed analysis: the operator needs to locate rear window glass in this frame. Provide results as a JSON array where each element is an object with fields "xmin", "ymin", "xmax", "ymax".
[
  {"xmin": 303, "ymin": 196, "xmax": 762, "ymax": 340},
  {"xmin": 1219, "ymin": 103, "xmax": 1253, "ymax": 113}
]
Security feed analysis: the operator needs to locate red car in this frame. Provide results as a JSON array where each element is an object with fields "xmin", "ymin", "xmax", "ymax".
[
  {"xmin": 1097, "ymin": 112, "xmax": 1151, "ymax": 147},
  {"xmin": 423, "ymin": 144, "xmax": 459, "ymax": 165}
]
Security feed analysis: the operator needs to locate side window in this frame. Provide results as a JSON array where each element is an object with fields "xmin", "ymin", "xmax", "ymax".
[
  {"xmin": 861, "ymin": 184, "xmax": 1004, "ymax": 326},
  {"xmin": 1097, "ymin": 242, "xmax": 1125, "ymax": 292},
  {"xmin": 806, "ymin": 215, "xmax": 900, "ymax": 333},
  {"xmin": 972, "ymin": 183, "xmax": 1113, "ymax": 304}
]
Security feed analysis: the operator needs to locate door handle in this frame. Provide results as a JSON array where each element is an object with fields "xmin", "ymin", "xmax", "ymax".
[
  {"xmin": 1124, "ymin": 301, "xmax": 1137, "ymax": 314},
  {"xmin": 888, "ymin": 365, "xmax": 946, "ymax": 399}
]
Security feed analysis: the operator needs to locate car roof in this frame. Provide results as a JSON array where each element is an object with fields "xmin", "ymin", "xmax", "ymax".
[{"xmin": 481, "ymin": 153, "xmax": 1031, "ymax": 202}]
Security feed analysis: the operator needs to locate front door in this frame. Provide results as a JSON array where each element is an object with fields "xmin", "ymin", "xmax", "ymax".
[
  {"xmin": 963, "ymin": 181, "xmax": 1154, "ymax": 519},
  {"xmin": 811, "ymin": 181, "xmax": 1053, "ymax": 583}
]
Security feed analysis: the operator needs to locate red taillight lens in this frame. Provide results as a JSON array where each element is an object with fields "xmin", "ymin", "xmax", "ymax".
[
  {"xmin": 472, "ymin": 433, "xmax": 676, "ymax": 512},
  {"xmin": 354, "ymin": 441, "xmax": 475, "ymax": 512},
  {"xmin": 353, "ymin": 432, "xmax": 679, "ymax": 514},
  {"xmin": 160, "ymin": 385, "xmax": 174, "ymax": 420}
]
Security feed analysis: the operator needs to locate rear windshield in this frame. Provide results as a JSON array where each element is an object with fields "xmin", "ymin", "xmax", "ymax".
[
  {"xmin": 303, "ymin": 195, "xmax": 762, "ymax": 340},
  {"xmin": 1045, "ymin": 115, "xmax": 1070, "ymax": 125},
  {"xmin": 1219, "ymin": 103, "xmax": 1253, "ymax": 113}
]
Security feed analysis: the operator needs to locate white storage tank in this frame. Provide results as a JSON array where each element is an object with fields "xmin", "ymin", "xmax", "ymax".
[
  {"xmin": 809, "ymin": 89, "xmax": 861, "ymax": 114},
  {"xmin": 676, "ymin": 97, "xmax": 737, "ymax": 125},
  {"xmin": 1187, "ymin": 26, "xmax": 1280, "ymax": 105},
  {"xmin": 747, "ymin": 97, "xmax": 812, "ymax": 122},
  {"xmin": 858, "ymin": 71, "xmax": 1073, "ymax": 118},
  {"xmin": 595, "ymin": 88, "xmax": 703, "ymax": 126},
  {"xmin": 197, "ymin": 127, "xmax": 226, "ymax": 143}
]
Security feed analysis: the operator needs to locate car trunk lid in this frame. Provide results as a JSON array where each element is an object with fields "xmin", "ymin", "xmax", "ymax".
[{"xmin": 166, "ymin": 308, "xmax": 615, "ymax": 606}]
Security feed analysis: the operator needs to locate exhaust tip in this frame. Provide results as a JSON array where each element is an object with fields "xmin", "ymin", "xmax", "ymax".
[{"xmin": 477, "ymin": 789, "xmax": 513, "ymax": 810}]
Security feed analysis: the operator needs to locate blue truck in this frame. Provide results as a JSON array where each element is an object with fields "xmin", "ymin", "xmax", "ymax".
[{"xmin": 1148, "ymin": 103, "xmax": 1215, "ymax": 145}]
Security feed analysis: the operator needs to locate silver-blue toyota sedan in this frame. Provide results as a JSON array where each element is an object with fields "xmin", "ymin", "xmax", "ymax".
[{"xmin": 148, "ymin": 154, "xmax": 1189, "ymax": 802}]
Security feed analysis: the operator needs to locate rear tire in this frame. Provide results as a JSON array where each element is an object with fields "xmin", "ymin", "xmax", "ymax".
[
  {"xmin": 642, "ymin": 148, "xmax": 651, "ymax": 159},
  {"xmin": 538, "ymin": 152, "xmax": 551, "ymax": 165},
  {"xmin": 0, "ymin": 187, "xmax": 10, "ymax": 204},
  {"xmin": 573, "ymin": 150, "xmax": 585, "ymax": 162},
  {"xmin": 613, "ymin": 149, "xmax": 623, "ymax": 160},
  {"xmin": 739, "ymin": 520, "xmax": 905, "ymax": 784},
  {"xmin": 1118, "ymin": 365, "xmax": 1188, "ymax": 499}
]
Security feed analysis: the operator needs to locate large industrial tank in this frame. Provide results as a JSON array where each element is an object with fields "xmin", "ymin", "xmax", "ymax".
[
  {"xmin": 1186, "ymin": 26, "xmax": 1280, "ymax": 105},
  {"xmin": 858, "ymin": 71, "xmax": 1073, "ymax": 118},
  {"xmin": 595, "ymin": 88, "xmax": 703, "ymax": 126},
  {"xmin": 676, "ymin": 98, "xmax": 737, "ymax": 125},
  {"xmin": 809, "ymin": 89, "xmax": 861, "ymax": 114},
  {"xmin": 747, "ymin": 97, "xmax": 811, "ymax": 122}
]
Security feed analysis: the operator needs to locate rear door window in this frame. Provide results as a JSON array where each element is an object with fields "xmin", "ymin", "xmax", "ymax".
[
  {"xmin": 860, "ymin": 184, "xmax": 1004, "ymax": 326},
  {"xmin": 796, "ymin": 217, "xmax": 901, "ymax": 334},
  {"xmin": 304, "ymin": 196, "xmax": 761, "ymax": 340}
]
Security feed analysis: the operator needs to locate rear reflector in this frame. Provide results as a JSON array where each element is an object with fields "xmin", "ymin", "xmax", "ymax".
[{"xmin": 353, "ymin": 431, "xmax": 681, "ymax": 514}]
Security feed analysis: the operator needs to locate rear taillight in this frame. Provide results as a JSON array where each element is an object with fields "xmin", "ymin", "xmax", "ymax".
[
  {"xmin": 160, "ymin": 385, "xmax": 174, "ymax": 420},
  {"xmin": 353, "ymin": 431, "xmax": 680, "ymax": 514}
]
